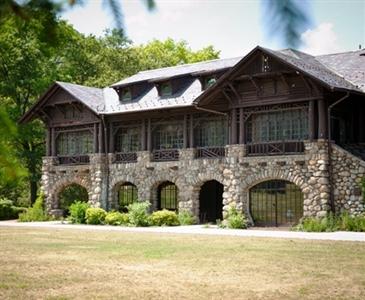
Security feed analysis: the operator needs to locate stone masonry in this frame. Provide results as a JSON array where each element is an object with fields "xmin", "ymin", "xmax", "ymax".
[{"xmin": 41, "ymin": 141, "xmax": 365, "ymax": 221}]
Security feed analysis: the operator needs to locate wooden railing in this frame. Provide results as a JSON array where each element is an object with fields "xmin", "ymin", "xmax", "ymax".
[
  {"xmin": 195, "ymin": 146, "xmax": 226, "ymax": 159},
  {"xmin": 115, "ymin": 152, "xmax": 137, "ymax": 163},
  {"xmin": 152, "ymin": 149, "xmax": 179, "ymax": 161},
  {"xmin": 246, "ymin": 141, "xmax": 304, "ymax": 156},
  {"xmin": 57, "ymin": 155, "xmax": 90, "ymax": 165}
]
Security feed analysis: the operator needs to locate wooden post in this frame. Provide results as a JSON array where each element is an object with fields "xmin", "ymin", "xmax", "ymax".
[
  {"xmin": 309, "ymin": 100, "xmax": 316, "ymax": 141},
  {"xmin": 239, "ymin": 108, "xmax": 245, "ymax": 144},
  {"xmin": 46, "ymin": 128, "xmax": 51, "ymax": 156},
  {"xmin": 51, "ymin": 127, "xmax": 56, "ymax": 156},
  {"xmin": 109, "ymin": 122, "xmax": 114, "ymax": 153},
  {"xmin": 141, "ymin": 119, "xmax": 146, "ymax": 150},
  {"xmin": 318, "ymin": 99, "xmax": 328, "ymax": 139},
  {"xmin": 231, "ymin": 108, "xmax": 237, "ymax": 144},
  {"xmin": 183, "ymin": 114, "xmax": 188, "ymax": 148},
  {"xmin": 93, "ymin": 123, "xmax": 98, "ymax": 153},
  {"xmin": 98, "ymin": 122, "xmax": 103, "ymax": 153},
  {"xmin": 147, "ymin": 118, "xmax": 152, "ymax": 151},
  {"xmin": 359, "ymin": 106, "xmax": 365, "ymax": 142},
  {"xmin": 189, "ymin": 114, "xmax": 194, "ymax": 148}
]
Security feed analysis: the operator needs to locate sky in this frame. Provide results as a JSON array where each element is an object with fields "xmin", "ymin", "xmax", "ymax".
[{"xmin": 62, "ymin": 0, "xmax": 365, "ymax": 58}]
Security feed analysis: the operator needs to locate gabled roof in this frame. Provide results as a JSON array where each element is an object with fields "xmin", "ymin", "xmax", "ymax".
[
  {"xmin": 19, "ymin": 82, "xmax": 104, "ymax": 123},
  {"xmin": 20, "ymin": 46, "xmax": 365, "ymax": 123},
  {"xmin": 111, "ymin": 57, "xmax": 242, "ymax": 87}
]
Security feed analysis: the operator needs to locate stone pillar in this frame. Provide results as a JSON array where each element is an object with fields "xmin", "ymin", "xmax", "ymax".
[
  {"xmin": 318, "ymin": 99, "xmax": 328, "ymax": 139},
  {"xmin": 89, "ymin": 154, "xmax": 108, "ymax": 209}
]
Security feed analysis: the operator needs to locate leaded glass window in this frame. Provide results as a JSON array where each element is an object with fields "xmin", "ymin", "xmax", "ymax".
[
  {"xmin": 246, "ymin": 109, "xmax": 308, "ymax": 143},
  {"xmin": 118, "ymin": 183, "xmax": 137, "ymax": 211},
  {"xmin": 158, "ymin": 182, "xmax": 178, "ymax": 211},
  {"xmin": 56, "ymin": 131, "xmax": 93, "ymax": 155},
  {"xmin": 194, "ymin": 116, "xmax": 227, "ymax": 147},
  {"xmin": 115, "ymin": 127, "xmax": 141, "ymax": 153},
  {"xmin": 152, "ymin": 123, "xmax": 183, "ymax": 150}
]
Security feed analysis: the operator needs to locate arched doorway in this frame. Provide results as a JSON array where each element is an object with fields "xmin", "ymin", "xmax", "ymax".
[
  {"xmin": 59, "ymin": 183, "xmax": 88, "ymax": 216},
  {"xmin": 118, "ymin": 182, "xmax": 138, "ymax": 212},
  {"xmin": 249, "ymin": 180, "xmax": 303, "ymax": 227},
  {"xmin": 199, "ymin": 180, "xmax": 223, "ymax": 223},
  {"xmin": 157, "ymin": 182, "xmax": 178, "ymax": 211}
]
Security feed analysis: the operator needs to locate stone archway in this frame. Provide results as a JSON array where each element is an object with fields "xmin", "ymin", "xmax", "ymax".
[
  {"xmin": 111, "ymin": 181, "xmax": 138, "ymax": 212},
  {"xmin": 198, "ymin": 180, "xmax": 224, "ymax": 223}
]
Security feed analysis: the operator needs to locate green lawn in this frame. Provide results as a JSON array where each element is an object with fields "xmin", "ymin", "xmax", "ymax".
[{"xmin": 0, "ymin": 227, "xmax": 364, "ymax": 299}]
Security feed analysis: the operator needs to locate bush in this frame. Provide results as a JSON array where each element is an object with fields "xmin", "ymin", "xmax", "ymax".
[
  {"xmin": 178, "ymin": 210, "xmax": 196, "ymax": 225},
  {"xmin": 85, "ymin": 207, "xmax": 107, "ymax": 225},
  {"xmin": 223, "ymin": 206, "xmax": 248, "ymax": 229},
  {"xmin": 18, "ymin": 193, "xmax": 49, "ymax": 222},
  {"xmin": 105, "ymin": 211, "xmax": 129, "ymax": 226},
  {"xmin": 149, "ymin": 210, "xmax": 179, "ymax": 226},
  {"xmin": 0, "ymin": 198, "xmax": 16, "ymax": 220},
  {"xmin": 68, "ymin": 201, "xmax": 90, "ymax": 224},
  {"xmin": 127, "ymin": 201, "xmax": 150, "ymax": 227}
]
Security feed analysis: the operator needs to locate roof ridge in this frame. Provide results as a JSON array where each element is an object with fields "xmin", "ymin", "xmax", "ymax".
[
  {"xmin": 56, "ymin": 81, "xmax": 101, "ymax": 90},
  {"xmin": 316, "ymin": 49, "xmax": 364, "ymax": 57}
]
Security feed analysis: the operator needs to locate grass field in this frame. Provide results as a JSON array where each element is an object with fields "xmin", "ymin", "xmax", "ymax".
[{"xmin": 0, "ymin": 227, "xmax": 365, "ymax": 299}]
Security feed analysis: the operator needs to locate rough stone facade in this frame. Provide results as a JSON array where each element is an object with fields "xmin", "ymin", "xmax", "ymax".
[{"xmin": 41, "ymin": 141, "xmax": 365, "ymax": 221}]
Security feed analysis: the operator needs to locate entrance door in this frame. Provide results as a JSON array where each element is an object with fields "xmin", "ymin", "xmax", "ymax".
[
  {"xmin": 199, "ymin": 180, "xmax": 223, "ymax": 223},
  {"xmin": 249, "ymin": 180, "xmax": 303, "ymax": 226}
]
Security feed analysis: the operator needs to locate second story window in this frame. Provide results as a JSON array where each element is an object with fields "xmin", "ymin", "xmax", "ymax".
[
  {"xmin": 115, "ymin": 126, "xmax": 141, "ymax": 153},
  {"xmin": 159, "ymin": 82, "xmax": 172, "ymax": 97},
  {"xmin": 203, "ymin": 77, "xmax": 217, "ymax": 90},
  {"xmin": 121, "ymin": 88, "xmax": 132, "ymax": 102}
]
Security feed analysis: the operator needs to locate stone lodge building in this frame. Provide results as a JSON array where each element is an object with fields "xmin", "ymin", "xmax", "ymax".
[{"xmin": 20, "ymin": 46, "xmax": 365, "ymax": 226}]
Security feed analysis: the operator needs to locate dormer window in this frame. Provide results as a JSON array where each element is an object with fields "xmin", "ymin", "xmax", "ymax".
[
  {"xmin": 159, "ymin": 82, "xmax": 172, "ymax": 97},
  {"xmin": 203, "ymin": 77, "xmax": 217, "ymax": 90},
  {"xmin": 121, "ymin": 88, "xmax": 132, "ymax": 102}
]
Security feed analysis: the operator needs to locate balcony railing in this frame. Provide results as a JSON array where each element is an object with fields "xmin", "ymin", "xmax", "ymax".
[
  {"xmin": 152, "ymin": 149, "xmax": 180, "ymax": 161},
  {"xmin": 195, "ymin": 146, "xmax": 226, "ymax": 159},
  {"xmin": 115, "ymin": 152, "xmax": 137, "ymax": 163},
  {"xmin": 246, "ymin": 141, "xmax": 305, "ymax": 156},
  {"xmin": 57, "ymin": 155, "xmax": 90, "ymax": 165}
]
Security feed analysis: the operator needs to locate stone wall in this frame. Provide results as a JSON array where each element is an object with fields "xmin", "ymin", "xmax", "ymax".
[{"xmin": 41, "ymin": 141, "xmax": 364, "ymax": 221}]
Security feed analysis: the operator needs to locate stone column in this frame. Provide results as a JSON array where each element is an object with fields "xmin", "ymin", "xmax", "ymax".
[{"xmin": 89, "ymin": 154, "xmax": 108, "ymax": 209}]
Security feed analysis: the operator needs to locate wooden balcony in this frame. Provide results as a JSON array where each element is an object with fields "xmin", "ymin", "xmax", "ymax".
[
  {"xmin": 57, "ymin": 155, "xmax": 90, "ymax": 165},
  {"xmin": 246, "ymin": 141, "xmax": 305, "ymax": 156},
  {"xmin": 152, "ymin": 149, "xmax": 180, "ymax": 161},
  {"xmin": 115, "ymin": 152, "xmax": 138, "ymax": 163},
  {"xmin": 195, "ymin": 146, "xmax": 226, "ymax": 159}
]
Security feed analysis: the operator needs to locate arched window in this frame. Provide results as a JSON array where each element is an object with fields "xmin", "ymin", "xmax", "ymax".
[
  {"xmin": 118, "ymin": 183, "xmax": 138, "ymax": 211},
  {"xmin": 158, "ymin": 182, "xmax": 178, "ymax": 211},
  {"xmin": 249, "ymin": 180, "xmax": 303, "ymax": 226}
]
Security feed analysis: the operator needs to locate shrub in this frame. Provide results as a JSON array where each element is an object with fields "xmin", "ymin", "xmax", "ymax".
[
  {"xmin": 0, "ymin": 198, "xmax": 16, "ymax": 220},
  {"xmin": 223, "ymin": 206, "xmax": 248, "ymax": 229},
  {"xmin": 127, "ymin": 201, "xmax": 150, "ymax": 227},
  {"xmin": 68, "ymin": 201, "xmax": 90, "ymax": 224},
  {"xmin": 178, "ymin": 210, "xmax": 196, "ymax": 225},
  {"xmin": 85, "ymin": 207, "xmax": 107, "ymax": 225},
  {"xmin": 18, "ymin": 193, "xmax": 49, "ymax": 222},
  {"xmin": 149, "ymin": 210, "xmax": 179, "ymax": 226},
  {"xmin": 105, "ymin": 211, "xmax": 129, "ymax": 226}
]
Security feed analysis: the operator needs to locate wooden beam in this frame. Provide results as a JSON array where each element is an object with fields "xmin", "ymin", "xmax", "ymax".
[
  {"xmin": 46, "ymin": 128, "xmax": 51, "ymax": 156},
  {"xmin": 300, "ymin": 75, "xmax": 312, "ymax": 95},
  {"xmin": 98, "ymin": 122, "xmax": 103, "ymax": 153},
  {"xmin": 93, "ymin": 123, "xmax": 98, "ymax": 153},
  {"xmin": 280, "ymin": 74, "xmax": 289, "ymax": 89},
  {"xmin": 147, "ymin": 118, "xmax": 152, "ymax": 151},
  {"xmin": 189, "ymin": 114, "xmax": 194, "ymax": 148},
  {"xmin": 308, "ymin": 100, "xmax": 316, "ymax": 141},
  {"xmin": 249, "ymin": 76, "xmax": 261, "ymax": 93},
  {"xmin": 228, "ymin": 83, "xmax": 241, "ymax": 103},
  {"xmin": 183, "ymin": 114, "xmax": 188, "ymax": 148},
  {"xmin": 231, "ymin": 108, "xmax": 238, "ymax": 144},
  {"xmin": 318, "ymin": 99, "xmax": 328, "ymax": 139},
  {"xmin": 51, "ymin": 127, "xmax": 56, "ymax": 156},
  {"xmin": 239, "ymin": 108, "xmax": 245, "ymax": 144},
  {"xmin": 141, "ymin": 119, "xmax": 146, "ymax": 150},
  {"xmin": 109, "ymin": 122, "xmax": 114, "ymax": 153},
  {"xmin": 221, "ymin": 90, "xmax": 234, "ymax": 105}
]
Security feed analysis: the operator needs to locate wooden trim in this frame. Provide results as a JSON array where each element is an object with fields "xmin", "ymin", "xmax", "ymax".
[
  {"xmin": 231, "ymin": 108, "xmax": 237, "ymax": 144},
  {"xmin": 141, "ymin": 119, "xmax": 146, "ymax": 151},
  {"xmin": 51, "ymin": 127, "xmax": 56, "ymax": 156},
  {"xmin": 308, "ymin": 100, "xmax": 316, "ymax": 141},
  {"xmin": 98, "ymin": 123, "xmax": 103, "ymax": 153},
  {"xmin": 183, "ymin": 114, "xmax": 188, "ymax": 148},
  {"xmin": 46, "ymin": 128, "xmax": 51, "ymax": 156},
  {"xmin": 189, "ymin": 114, "xmax": 194, "ymax": 147},
  {"xmin": 93, "ymin": 123, "xmax": 98, "ymax": 153},
  {"xmin": 318, "ymin": 99, "xmax": 328, "ymax": 139},
  {"xmin": 109, "ymin": 122, "xmax": 114, "ymax": 153},
  {"xmin": 239, "ymin": 108, "xmax": 245, "ymax": 144},
  {"xmin": 147, "ymin": 118, "xmax": 152, "ymax": 151}
]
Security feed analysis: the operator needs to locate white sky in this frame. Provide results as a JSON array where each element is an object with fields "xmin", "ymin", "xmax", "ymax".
[{"xmin": 62, "ymin": 0, "xmax": 365, "ymax": 57}]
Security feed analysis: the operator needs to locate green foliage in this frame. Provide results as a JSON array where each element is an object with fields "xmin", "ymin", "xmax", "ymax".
[
  {"xmin": 295, "ymin": 213, "xmax": 365, "ymax": 232},
  {"xmin": 149, "ymin": 210, "xmax": 179, "ymax": 226},
  {"xmin": 68, "ymin": 201, "xmax": 90, "ymax": 224},
  {"xmin": 223, "ymin": 206, "xmax": 248, "ymax": 229},
  {"xmin": 18, "ymin": 192, "xmax": 49, "ymax": 222},
  {"xmin": 85, "ymin": 207, "xmax": 107, "ymax": 225},
  {"xmin": 178, "ymin": 210, "xmax": 197, "ymax": 225},
  {"xmin": 127, "ymin": 201, "xmax": 150, "ymax": 227},
  {"xmin": 59, "ymin": 184, "xmax": 88, "ymax": 214},
  {"xmin": 0, "ymin": 198, "xmax": 25, "ymax": 220},
  {"xmin": 105, "ymin": 211, "xmax": 129, "ymax": 226}
]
